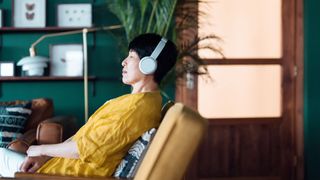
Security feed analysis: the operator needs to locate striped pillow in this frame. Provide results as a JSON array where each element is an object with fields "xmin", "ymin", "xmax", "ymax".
[
  {"xmin": 113, "ymin": 128, "xmax": 157, "ymax": 178},
  {"xmin": 0, "ymin": 101, "xmax": 32, "ymax": 148}
]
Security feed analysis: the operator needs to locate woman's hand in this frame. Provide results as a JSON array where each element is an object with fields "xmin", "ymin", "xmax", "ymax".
[
  {"xmin": 20, "ymin": 156, "xmax": 51, "ymax": 173},
  {"xmin": 26, "ymin": 145, "xmax": 43, "ymax": 157}
]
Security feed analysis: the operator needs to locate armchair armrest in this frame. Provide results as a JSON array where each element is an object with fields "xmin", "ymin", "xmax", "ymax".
[
  {"xmin": 36, "ymin": 116, "xmax": 78, "ymax": 144},
  {"xmin": 7, "ymin": 129, "xmax": 37, "ymax": 154},
  {"xmin": 6, "ymin": 116, "xmax": 78, "ymax": 153},
  {"xmin": 36, "ymin": 120, "xmax": 63, "ymax": 144},
  {"xmin": 15, "ymin": 172, "xmax": 124, "ymax": 180}
]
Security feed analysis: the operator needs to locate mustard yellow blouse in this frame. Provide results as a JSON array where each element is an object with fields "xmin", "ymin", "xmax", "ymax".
[{"xmin": 37, "ymin": 91, "xmax": 162, "ymax": 177}]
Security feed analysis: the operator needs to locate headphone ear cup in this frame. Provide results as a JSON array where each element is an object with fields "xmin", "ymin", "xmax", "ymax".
[{"xmin": 139, "ymin": 56, "xmax": 157, "ymax": 75}]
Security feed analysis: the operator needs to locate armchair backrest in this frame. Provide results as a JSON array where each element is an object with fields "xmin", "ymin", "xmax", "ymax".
[
  {"xmin": 24, "ymin": 98, "xmax": 54, "ymax": 131},
  {"xmin": 134, "ymin": 103, "xmax": 207, "ymax": 180},
  {"xmin": 160, "ymin": 100, "xmax": 174, "ymax": 120}
]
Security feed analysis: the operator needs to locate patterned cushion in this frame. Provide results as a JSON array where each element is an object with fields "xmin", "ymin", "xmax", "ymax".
[
  {"xmin": 0, "ymin": 101, "xmax": 32, "ymax": 148},
  {"xmin": 113, "ymin": 128, "xmax": 157, "ymax": 178}
]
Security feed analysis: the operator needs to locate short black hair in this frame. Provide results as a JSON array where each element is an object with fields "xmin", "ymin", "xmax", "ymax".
[{"xmin": 128, "ymin": 33, "xmax": 178, "ymax": 85}]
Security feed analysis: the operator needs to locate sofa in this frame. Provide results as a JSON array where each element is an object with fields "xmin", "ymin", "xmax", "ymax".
[
  {"xmin": 1, "ymin": 98, "xmax": 78, "ymax": 154},
  {"xmin": 14, "ymin": 102, "xmax": 208, "ymax": 180}
]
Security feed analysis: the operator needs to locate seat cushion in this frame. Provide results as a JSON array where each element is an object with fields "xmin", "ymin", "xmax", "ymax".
[
  {"xmin": 0, "ymin": 101, "xmax": 32, "ymax": 147},
  {"xmin": 113, "ymin": 128, "xmax": 157, "ymax": 178}
]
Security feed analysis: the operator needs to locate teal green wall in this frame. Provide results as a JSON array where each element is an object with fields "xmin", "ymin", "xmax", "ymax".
[
  {"xmin": 0, "ymin": 0, "xmax": 175, "ymax": 126},
  {"xmin": 0, "ymin": 0, "xmax": 131, "ymax": 125},
  {"xmin": 304, "ymin": 0, "xmax": 320, "ymax": 179}
]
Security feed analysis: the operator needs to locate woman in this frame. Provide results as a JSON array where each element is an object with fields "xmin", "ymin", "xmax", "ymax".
[{"xmin": 0, "ymin": 33, "xmax": 178, "ymax": 177}]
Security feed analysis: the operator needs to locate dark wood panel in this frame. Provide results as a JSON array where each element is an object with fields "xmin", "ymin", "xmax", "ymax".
[
  {"xmin": 294, "ymin": 0, "xmax": 305, "ymax": 179},
  {"xmin": 280, "ymin": 0, "xmax": 296, "ymax": 179},
  {"xmin": 198, "ymin": 124, "xmax": 281, "ymax": 178}
]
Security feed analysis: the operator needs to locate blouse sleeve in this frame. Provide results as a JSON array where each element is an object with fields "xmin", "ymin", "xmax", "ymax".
[{"xmin": 75, "ymin": 107, "xmax": 140, "ymax": 167}]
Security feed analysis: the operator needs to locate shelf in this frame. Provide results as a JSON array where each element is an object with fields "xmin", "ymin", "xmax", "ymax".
[
  {"xmin": 0, "ymin": 76, "xmax": 97, "ymax": 81},
  {"xmin": 0, "ymin": 27, "xmax": 86, "ymax": 32}
]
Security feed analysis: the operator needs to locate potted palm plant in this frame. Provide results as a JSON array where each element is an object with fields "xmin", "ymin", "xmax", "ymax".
[{"xmin": 107, "ymin": 0, "xmax": 223, "ymax": 89}]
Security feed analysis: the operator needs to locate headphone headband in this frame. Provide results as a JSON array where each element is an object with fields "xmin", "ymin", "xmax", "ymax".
[{"xmin": 150, "ymin": 38, "xmax": 167, "ymax": 60}]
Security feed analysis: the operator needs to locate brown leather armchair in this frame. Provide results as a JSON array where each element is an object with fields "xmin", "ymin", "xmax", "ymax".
[{"xmin": 4, "ymin": 98, "xmax": 78, "ymax": 154}]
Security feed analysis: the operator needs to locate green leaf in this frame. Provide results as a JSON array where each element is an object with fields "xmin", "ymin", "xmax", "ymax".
[{"xmin": 106, "ymin": 0, "xmax": 224, "ymax": 84}]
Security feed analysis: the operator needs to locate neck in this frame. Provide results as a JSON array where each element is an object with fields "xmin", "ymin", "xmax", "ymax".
[{"xmin": 131, "ymin": 79, "xmax": 159, "ymax": 94}]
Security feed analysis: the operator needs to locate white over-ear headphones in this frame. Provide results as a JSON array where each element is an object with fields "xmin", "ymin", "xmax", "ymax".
[{"xmin": 139, "ymin": 37, "xmax": 167, "ymax": 75}]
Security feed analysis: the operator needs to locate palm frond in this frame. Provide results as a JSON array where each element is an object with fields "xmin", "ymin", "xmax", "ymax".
[{"xmin": 106, "ymin": 0, "xmax": 224, "ymax": 85}]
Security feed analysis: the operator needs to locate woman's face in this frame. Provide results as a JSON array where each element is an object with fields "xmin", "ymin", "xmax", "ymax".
[{"xmin": 121, "ymin": 50, "xmax": 144, "ymax": 85}]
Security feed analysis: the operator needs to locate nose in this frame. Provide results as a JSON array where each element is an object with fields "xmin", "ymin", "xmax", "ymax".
[{"xmin": 121, "ymin": 58, "xmax": 127, "ymax": 67}]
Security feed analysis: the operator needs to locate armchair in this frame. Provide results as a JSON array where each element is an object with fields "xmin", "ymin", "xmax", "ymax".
[
  {"xmin": 4, "ymin": 98, "xmax": 78, "ymax": 154},
  {"xmin": 15, "ymin": 102, "xmax": 207, "ymax": 180}
]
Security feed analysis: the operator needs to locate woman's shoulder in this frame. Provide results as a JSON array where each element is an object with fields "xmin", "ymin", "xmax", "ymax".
[
  {"xmin": 116, "ymin": 91, "xmax": 160, "ymax": 101},
  {"xmin": 120, "ymin": 91, "xmax": 161, "ymax": 108},
  {"xmin": 101, "ymin": 92, "xmax": 161, "ymax": 113}
]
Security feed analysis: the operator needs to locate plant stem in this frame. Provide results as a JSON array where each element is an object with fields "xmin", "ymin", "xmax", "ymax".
[
  {"xmin": 146, "ymin": 0, "xmax": 159, "ymax": 32},
  {"xmin": 164, "ymin": 0, "xmax": 178, "ymax": 35}
]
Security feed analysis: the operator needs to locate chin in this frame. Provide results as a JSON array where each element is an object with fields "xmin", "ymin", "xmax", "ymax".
[{"xmin": 121, "ymin": 79, "xmax": 130, "ymax": 85}]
